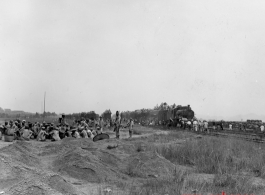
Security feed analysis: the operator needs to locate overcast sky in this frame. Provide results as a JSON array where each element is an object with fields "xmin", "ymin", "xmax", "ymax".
[{"xmin": 1, "ymin": 0, "xmax": 265, "ymax": 118}]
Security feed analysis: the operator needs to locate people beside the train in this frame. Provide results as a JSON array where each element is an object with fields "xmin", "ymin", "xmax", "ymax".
[
  {"xmin": 193, "ymin": 120, "xmax": 198, "ymax": 131},
  {"xmin": 204, "ymin": 120, "xmax": 208, "ymax": 133},
  {"xmin": 199, "ymin": 121, "xmax": 204, "ymax": 132},
  {"xmin": 212, "ymin": 122, "xmax": 216, "ymax": 130},
  {"xmin": 260, "ymin": 124, "xmax": 264, "ymax": 132},
  {"xmin": 186, "ymin": 120, "xmax": 192, "ymax": 130}
]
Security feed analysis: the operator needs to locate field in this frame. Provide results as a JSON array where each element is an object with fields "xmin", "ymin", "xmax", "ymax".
[{"xmin": 0, "ymin": 125, "xmax": 265, "ymax": 195}]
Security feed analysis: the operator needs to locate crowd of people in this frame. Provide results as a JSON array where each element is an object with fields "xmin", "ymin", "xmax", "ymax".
[
  {"xmin": 0, "ymin": 111, "xmax": 135, "ymax": 142},
  {"xmin": 145, "ymin": 117, "xmax": 265, "ymax": 132}
]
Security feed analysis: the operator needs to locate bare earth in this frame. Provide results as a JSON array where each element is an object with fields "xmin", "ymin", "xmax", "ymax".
[{"xmin": 0, "ymin": 126, "xmax": 172, "ymax": 195}]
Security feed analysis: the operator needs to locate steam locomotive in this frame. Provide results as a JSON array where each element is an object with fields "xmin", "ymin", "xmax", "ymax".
[{"xmin": 143, "ymin": 105, "xmax": 195, "ymax": 125}]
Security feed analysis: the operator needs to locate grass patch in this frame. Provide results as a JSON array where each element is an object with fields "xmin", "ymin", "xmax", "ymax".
[{"xmin": 153, "ymin": 136, "xmax": 265, "ymax": 175}]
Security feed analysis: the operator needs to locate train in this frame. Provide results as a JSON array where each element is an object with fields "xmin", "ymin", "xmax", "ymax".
[{"xmin": 124, "ymin": 105, "xmax": 195, "ymax": 125}]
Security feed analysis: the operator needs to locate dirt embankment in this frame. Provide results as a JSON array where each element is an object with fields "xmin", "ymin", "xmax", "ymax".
[{"xmin": 0, "ymin": 130, "xmax": 176, "ymax": 195}]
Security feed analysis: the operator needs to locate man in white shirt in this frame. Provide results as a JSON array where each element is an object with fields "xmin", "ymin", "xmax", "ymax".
[
  {"xmin": 229, "ymin": 124, "xmax": 232, "ymax": 130},
  {"xmin": 204, "ymin": 121, "xmax": 208, "ymax": 133}
]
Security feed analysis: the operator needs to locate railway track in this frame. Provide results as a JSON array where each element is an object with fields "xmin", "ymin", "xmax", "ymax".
[
  {"xmin": 190, "ymin": 128, "xmax": 265, "ymax": 143},
  {"xmin": 149, "ymin": 125, "xmax": 265, "ymax": 143}
]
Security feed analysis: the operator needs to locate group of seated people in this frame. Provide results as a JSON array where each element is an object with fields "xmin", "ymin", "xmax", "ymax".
[{"xmin": 0, "ymin": 117, "xmax": 106, "ymax": 142}]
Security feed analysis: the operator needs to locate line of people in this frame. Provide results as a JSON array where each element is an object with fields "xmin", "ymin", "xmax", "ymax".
[
  {"xmin": 180, "ymin": 119, "xmax": 209, "ymax": 132},
  {"xmin": 0, "ymin": 116, "xmax": 106, "ymax": 141},
  {"xmin": 0, "ymin": 112, "xmax": 135, "ymax": 141}
]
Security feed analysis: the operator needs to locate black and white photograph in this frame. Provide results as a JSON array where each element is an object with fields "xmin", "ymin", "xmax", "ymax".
[{"xmin": 1, "ymin": 0, "xmax": 265, "ymax": 194}]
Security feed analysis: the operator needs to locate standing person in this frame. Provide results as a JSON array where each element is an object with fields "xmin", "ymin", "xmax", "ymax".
[
  {"xmin": 114, "ymin": 111, "xmax": 121, "ymax": 139},
  {"xmin": 193, "ymin": 120, "xmax": 198, "ymax": 131},
  {"xmin": 229, "ymin": 123, "xmax": 232, "ymax": 130},
  {"xmin": 187, "ymin": 120, "xmax": 192, "ymax": 130},
  {"xmin": 59, "ymin": 114, "xmax": 66, "ymax": 125},
  {"xmin": 127, "ymin": 118, "xmax": 134, "ymax": 138},
  {"xmin": 204, "ymin": 120, "xmax": 209, "ymax": 133},
  {"xmin": 98, "ymin": 116, "xmax": 104, "ymax": 134},
  {"xmin": 199, "ymin": 121, "xmax": 204, "ymax": 132},
  {"xmin": 260, "ymin": 124, "xmax": 264, "ymax": 132},
  {"xmin": 212, "ymin": 122, "xmax": 216, "ymax": 130}
]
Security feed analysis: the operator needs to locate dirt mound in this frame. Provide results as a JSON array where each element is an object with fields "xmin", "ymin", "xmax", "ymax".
[
  {"xmin": 0, "ymin": 159, "xmax": 21, "ymax": 189},
  {"xmin": 0, "ymin": 141, "xmax": 40, "ymax": 167},
  {"xmin": 53, "ymin": 147, "xmax": 119, "ymax": 183},
  {"xmin": 48, "ymin": 175, "xmax": 77, "ymax": 195},
  {"xmin": 0, "ymin": 129, "xmax": 180, "ymax": 195},
  {"xmin": 16, "ymin": 186, "xmax": 46, "ymax": 195},
  {"xmin": 42, "ymin": 138, "xmax": 95, "ymax": 156},
  {"xmin": 124, "ymin": 151, "xmax": 176, "ymax": 178}
]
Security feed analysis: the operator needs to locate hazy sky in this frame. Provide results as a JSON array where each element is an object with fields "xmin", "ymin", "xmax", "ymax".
[{"xmin": 1, "ymin": 0, "xmax": 265, "ymax": 118}]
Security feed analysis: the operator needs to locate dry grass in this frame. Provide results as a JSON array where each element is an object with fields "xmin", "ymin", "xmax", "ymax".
[
  {"xmin": 123, "ymin": 132, "xmax": 265, "ymax": 194},
  {"xmin": 88, "ymin": 129, "xmax": 265, "ymax": 195},
  {"xmin": 153, "ymin": 135, "xmax": 265, "ymax": 175}
]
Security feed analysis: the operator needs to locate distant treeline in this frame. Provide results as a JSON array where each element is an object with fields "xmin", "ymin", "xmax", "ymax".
[
  {"xmin": 0, "ymin": 112, "xmax": 57, "ymax": 119},
  {"xmin": 64, "ymin": 111, "xmax": 99, "ymax": 120}
]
